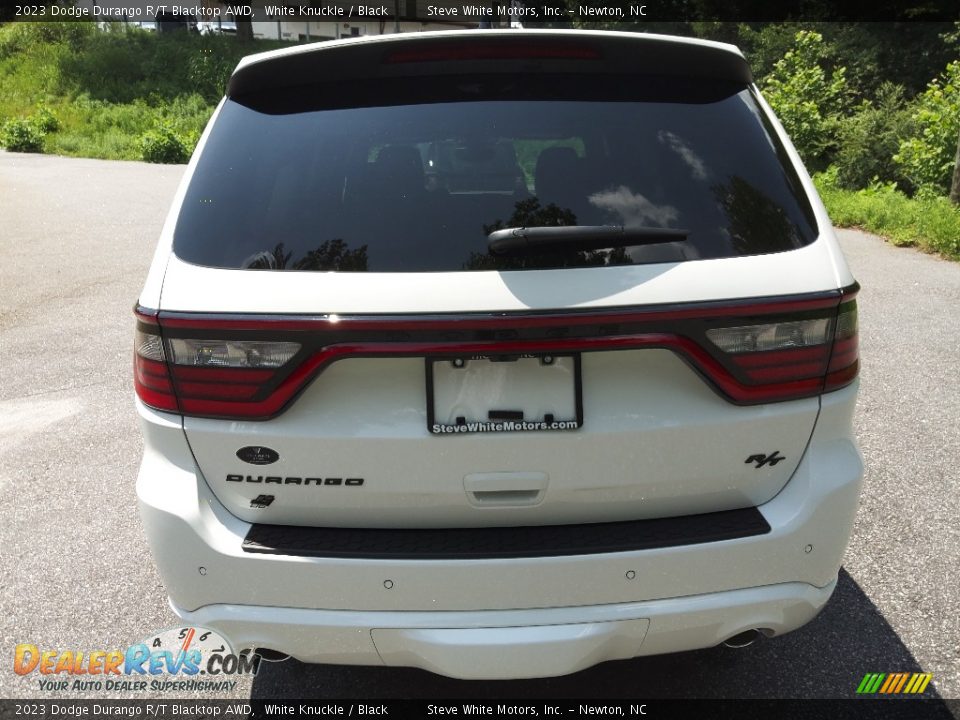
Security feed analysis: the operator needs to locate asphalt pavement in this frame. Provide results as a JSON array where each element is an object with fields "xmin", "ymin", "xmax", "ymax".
[{"xmin": 1, "ymin": 152, "xmax": 957, "ymax": 704}]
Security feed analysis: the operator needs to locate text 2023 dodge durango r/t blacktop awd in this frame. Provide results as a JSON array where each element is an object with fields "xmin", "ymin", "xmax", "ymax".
[{"xmin": 134, "ymin": 30, "xmax": 862, "ymax": 679}]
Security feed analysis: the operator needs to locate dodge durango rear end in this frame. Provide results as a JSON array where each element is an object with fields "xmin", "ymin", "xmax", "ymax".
[{"xmin": 134, "ymin": 29, "xmax": 863, "ymax": 679}]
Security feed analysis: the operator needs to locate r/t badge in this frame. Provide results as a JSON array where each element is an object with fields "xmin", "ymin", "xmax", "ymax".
[{"xmin": 745, "ymin": 451, "xmax": 786, "ymax": 468}]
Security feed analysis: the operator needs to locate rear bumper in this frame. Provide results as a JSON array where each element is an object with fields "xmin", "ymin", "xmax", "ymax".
[
  {"xmin": 173, "ymin": 580, "xmax": 835, "ymax": 680},
  {"xmin": 136, "ymin": 383, "xmax": 862, "ymax": 678}
]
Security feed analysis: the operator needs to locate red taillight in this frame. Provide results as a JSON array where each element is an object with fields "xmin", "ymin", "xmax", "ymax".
[
  {"xmin": 134, "ymin": 307, "xmax": 302, "ymax": 418},
  {"xmin": 824, "ymin": 297, "xmax": 859, "ymax": 392},
  {"xmin": 165, "ymin": 336, "xmax": 300, "ymax": 413},
  {"xmin": 704, "ymin": 290, "xmax": 859, "ymax": 403},
  {"xmin": 134, "ymin": 311, "xmax": 178, "ymax": 413},
  {"xmin": 165, "ymin": 337, "xmax": 301, "ymax": 417},
  {"xmin": 133, "ymin": 288, "xmax": 859, "ymax": 420}
]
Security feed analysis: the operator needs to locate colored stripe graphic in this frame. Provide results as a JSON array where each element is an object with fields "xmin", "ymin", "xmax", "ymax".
[
  {"xmin": 860, "ymin": 673, "xmax": 886, "ymax": 694},
  {"xmin": 857, "ymin": 672, "xmax": 932, "ymax": 694},
  {"xmin": 880, "ymin": 673, "xmax": 906, "ymax": 693},
  {"xmin": 907, "ymin": 673, "xmax": 933, "ymax": 694}
]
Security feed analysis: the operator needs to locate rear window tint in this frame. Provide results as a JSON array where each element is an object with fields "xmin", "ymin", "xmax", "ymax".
[{"xmin": 174, "ymin": 75, "xmax": 818, "ymax": 272}]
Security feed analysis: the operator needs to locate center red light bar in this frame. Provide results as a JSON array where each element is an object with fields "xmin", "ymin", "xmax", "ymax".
[{"xmin": 384, "ymin": 43, "xmax": 602, "ymax": 64}]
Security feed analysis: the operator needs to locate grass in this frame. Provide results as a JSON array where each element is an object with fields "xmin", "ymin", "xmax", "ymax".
[
  {"xmin": 0, "ymin": 21, "xmax": 292, "ymax": 162},
  {"xmin": 815, "ymin": 171, "xmax": 960, "ymax": 261}
]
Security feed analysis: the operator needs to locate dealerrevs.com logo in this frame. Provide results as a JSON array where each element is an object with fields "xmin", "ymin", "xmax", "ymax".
[{"xmin": 14, "ymin": 627, "xmax": 260, "ymax": 693}]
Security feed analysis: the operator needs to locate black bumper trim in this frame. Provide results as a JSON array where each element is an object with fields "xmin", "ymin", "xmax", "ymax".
[{"xmin": 241, "ymin": 507, "xmax": 771, "ymax": 560}]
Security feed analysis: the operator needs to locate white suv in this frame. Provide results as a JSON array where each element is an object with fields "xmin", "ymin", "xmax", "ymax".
[{"xmin": 134, "ymin": 29, "xmax": 863, "ymax": 680}]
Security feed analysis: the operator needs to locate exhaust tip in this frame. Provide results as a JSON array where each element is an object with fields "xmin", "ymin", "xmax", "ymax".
[
  {"xmin": 722, "ymin": 629, "xmax": 761, "ymax": 649},
  {"xmin": 254, "ymin": 648, "xmax": 291, "ymax": 662}
]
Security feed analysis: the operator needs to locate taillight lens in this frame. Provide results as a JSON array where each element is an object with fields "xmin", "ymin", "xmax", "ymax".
[
  {"xmin": 706, "ymin": 318, "xmax": 833, "ymax": 354},
  {"xmin": 134, "ymin": 308, "xmax": 303, "ymax": 418},
  {"xmin": 825, "ymin": 301, "xmax": 859, "ymax": 391},
  {"xmin": 167, "ymin": 339, "xmax": 299, "ymax": 369},
  {"xmin": 705, "ymin": 295, "xmax": 859, "ymax": 402},
  {"xmin": 133, "ymin": 322, "xmax": 178, "ymax": 413},
  {"xmin": 165, "ymin": 339, "xmax": 301, "ymax": 411}
]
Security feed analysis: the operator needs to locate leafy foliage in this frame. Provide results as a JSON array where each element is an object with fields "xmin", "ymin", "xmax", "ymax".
[
  {"xmin": 187, "ymin": 43, "xmax": 238, "ymax": 104},
  {"xmin": 0, "ymin": 117, "xmax": 45, "ymax": 152},
  {"xmin": 0, "ymin": 21, "xmax": 291, "ymax": 162},
  {"xmin": 762, "ymin": 30, "xmax": 847, "ymax": 171},
  {"xmin": 0, "ymin": 21, "xmax": 94, "ymax": 60},
  {"xmin": 835, "ymin": 83, "xmax": 915, "ymax": 192},
  {"xmin": 53, "ymin": 29, "xmax": 253, "ymax": 105},
  {"xmin": 0, "ymin": 102, "xmax": 61, "ymax": 152},
  {"xmin": 31, "ymin": 103, "xmax": 60, "ymax": 132},
  {"xmin": 894, "ymin": 61, "xmax": 960, "ymax": 198},
  {"xmin": 140, "ymin": 122, "xmax": 191, "ymax": 164}
]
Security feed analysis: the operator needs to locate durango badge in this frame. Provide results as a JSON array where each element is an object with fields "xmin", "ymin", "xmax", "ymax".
[{"xmin": 236, "ymin": 446, "xmax": 280, "ymax": 465}]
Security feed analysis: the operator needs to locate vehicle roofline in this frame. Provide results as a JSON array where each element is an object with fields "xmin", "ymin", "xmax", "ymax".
[
  {"xmin": 234, "ymin": 29, "xmax": 746, "ymax": 71},
  {"xmin": 228, "ymin": 29, "xmax": 751, "ymax": 97}
]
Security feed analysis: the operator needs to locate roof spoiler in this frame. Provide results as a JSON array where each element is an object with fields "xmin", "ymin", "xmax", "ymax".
[{"xmin": 227, "ymin": 30, "xmax": 752, "ymax": 98}]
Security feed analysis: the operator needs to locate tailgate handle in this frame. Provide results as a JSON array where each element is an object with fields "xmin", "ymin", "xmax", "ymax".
[{"xmin": 464, "ymin": 472, "xmax": 548, "ymax": 507}]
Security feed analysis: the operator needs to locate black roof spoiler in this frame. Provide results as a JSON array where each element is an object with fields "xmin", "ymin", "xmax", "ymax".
[{"xmin": 227, "ymin": 29, "xmax": 753, "ymax": 98}]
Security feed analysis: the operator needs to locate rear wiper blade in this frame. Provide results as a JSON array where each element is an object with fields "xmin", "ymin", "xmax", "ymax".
[{"xmin": 487, "ymin": 225, "xmax": 689, "ymax": 254}]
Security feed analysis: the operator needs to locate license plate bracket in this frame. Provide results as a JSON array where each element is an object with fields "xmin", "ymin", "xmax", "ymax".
[{"xmin": 426, "ymin": 353, "xmax": 583, "ymax": 435}]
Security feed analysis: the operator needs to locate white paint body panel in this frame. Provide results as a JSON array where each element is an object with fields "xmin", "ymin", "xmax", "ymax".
[{"xmin": 187, "ymin": 351, "xmax": 820, "ymax": 527}]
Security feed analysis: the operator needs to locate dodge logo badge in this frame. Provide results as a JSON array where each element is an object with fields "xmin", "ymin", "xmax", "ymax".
[{"xmin": 236, "ymin": 446, "xmax": 280, "ymax": 465}]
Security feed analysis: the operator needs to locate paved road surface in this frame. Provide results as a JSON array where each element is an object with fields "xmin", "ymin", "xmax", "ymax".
[{"xmin": 1, "ymin": 153, "xmax": 957, "ymax": 704}]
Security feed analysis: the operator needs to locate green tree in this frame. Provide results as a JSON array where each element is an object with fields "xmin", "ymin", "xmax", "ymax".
[
  {"xmin": 895, "ymin": 61, "xmax": 960, "ymax": 198},
  {"xmin": 761, "ymin": 30, "xmax": 847, "ymax": 171},
  {"xmin": 835, "ymin": 83, "xmax": 915, "ymax": 192}
]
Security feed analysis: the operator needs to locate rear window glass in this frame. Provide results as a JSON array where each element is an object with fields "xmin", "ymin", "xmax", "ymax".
[{"xmin": 174, "ymin": 74, "xmax": 818, "ymax": 272}]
